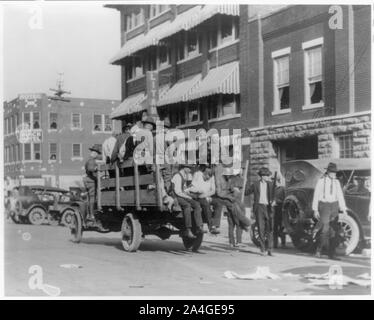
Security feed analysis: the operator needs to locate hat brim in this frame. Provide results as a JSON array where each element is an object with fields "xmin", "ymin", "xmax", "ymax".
[
  {"xmin": 89, "ymin": 148, "xmax": 101, "ymax": 155},
  {"xmin": 325, "ymin": 168, "xmax": 338, "ymax": 173}
]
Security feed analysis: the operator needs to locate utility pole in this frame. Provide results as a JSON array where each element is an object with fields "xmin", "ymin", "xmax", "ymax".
[{"xmin": 48, "ymin": 73, "xmax": 71, "ymax": 187}]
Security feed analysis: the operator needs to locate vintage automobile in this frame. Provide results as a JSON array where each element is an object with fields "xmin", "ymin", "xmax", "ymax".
[
  {"xmin": 6, "ymin": 185, "xmax": 83, "ymax": 226},
  {"xmin": 68, "ymin": 160, "xmax": 206, "ymax": 252},
  {"xmin": 281, "ymin": 158, "xmax": 371, "ymax": 255}
]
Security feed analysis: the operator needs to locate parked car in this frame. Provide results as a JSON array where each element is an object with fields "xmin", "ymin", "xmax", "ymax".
[
  {"xmin": 6, "ymin": 185, "xmax": 78, "ymax": 225},
  {"xmin": 281, "ymin": 158, "xmax": 370, "ymax": 255}
]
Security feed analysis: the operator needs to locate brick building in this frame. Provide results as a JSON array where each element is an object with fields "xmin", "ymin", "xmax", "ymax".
[
  {"xmin": 108, "ymin": 4, "xmax": 370, "ymax": 182},
  {"xmin": 242, "ymin": 5, "xmax": 371, "ymax": 182},
  {"xmin": 3, "ymin": 93, "xmax": 120, "ymax": 189}
]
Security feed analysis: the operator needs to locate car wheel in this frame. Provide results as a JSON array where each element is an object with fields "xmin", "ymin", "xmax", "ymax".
[
  {"xmin": 121, "ymin": 213, "xmax": 142, "ymax": 252},
  {"xmin": 28, "ymin": 207, "xmax": 47, "ymax": 225},
  {"xmin": 70, "ymin": 210, "xmax": 83, "ymax": 243},
  {"xmin": 282, "ymin": 195, "xmax": 304, "ymax": 234},
  {"xmin": 335, "ymin": 214, "xmax": 360, "ymax": 256},
  {"xmin": 61, "ymin": 209, "xmax": 76, "ymax": 227}
]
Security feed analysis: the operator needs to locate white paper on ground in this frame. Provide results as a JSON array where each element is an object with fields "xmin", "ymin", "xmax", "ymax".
[{"xmin": 224, "ymin": 266, "xmax": 281, "ymax": 280}]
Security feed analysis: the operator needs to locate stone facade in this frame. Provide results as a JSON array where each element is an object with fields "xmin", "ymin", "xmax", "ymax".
[{"xmin": 247, "ymin": 112, "xmax": 371, "ymax": 182}]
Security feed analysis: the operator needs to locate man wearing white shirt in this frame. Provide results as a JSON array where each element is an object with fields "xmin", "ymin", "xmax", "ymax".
[
  {"xmin": 171, "ymin": 164, "xmax": 204, "ymax": 239},
  {"xmin": 188, "ymin": 165, "xmax": 216, "ymax": 233},
  {"xmin": 312, "ymin": 162, "xmax": 347, "ymax": 260}
]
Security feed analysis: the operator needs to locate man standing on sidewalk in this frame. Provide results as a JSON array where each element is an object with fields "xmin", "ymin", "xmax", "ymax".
[
  {"xmin": 246, "ymin": 167, "xmax": 274, "ymax": 256},
  {"xmin": 312, "ymin": 162, "xmax": 347, "ymax": 260}
]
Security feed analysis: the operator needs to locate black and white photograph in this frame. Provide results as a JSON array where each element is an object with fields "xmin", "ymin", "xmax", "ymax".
[{"xmin": 0, "ymin": 1, "xmax": 372, "ymax": 300}]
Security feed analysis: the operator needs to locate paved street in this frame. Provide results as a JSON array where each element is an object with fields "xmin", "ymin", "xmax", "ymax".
[{"xmin": 5, "ymin": 220, "xmax": 371, "ymax": 297}]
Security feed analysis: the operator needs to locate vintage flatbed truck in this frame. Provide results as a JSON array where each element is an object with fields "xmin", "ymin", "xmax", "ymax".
[{"xmin": 68, "ymin": 159, "xmax": 204, "ymax": 252}]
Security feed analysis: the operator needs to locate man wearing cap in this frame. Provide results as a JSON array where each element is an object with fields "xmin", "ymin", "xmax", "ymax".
[
  {"xmin": 83, "ymin": 146, "xmax": 106, "ymax": 231},
  {"xmin": 246, "ymin": 167, "xmax": 274, "ymax": 256},
  {"xmin": 171, "ymin": 164, "xmax": 204, "ymax": 239},
  {"xmin": 348, "ymin": 177, "xmax": 370, "ymax": 195},
  {"xmin": 312, "ymin": 162, "xmax": 347, "ymax": 260}
]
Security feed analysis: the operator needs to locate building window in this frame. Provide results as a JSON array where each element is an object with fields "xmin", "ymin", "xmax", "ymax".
[
  {"xmin": 207, "ymin": 94, "xmax": 240, "ymax": 120},
  {"xmin": 24, "ymin": 143, "xmax": 31, "ymax": 161},
  {"xmin": 34, "ymin": 143, "xmax": 41, "ymax": 160},
  {"xmin": 272, "ymin": 51, "xmax": 290, "ymax": 112},
  {"xmin": 303, "ymin": 38, "xmax": 323, "ymax": 107},
  {"xmin": 72, "ymin": 144, "xmax": 82, "ymax": 158},
  {"xmin": 23, "ymin": 112, "xmax": 31, "ymax": 128},
  {"xmin": 93, "ymin": 114, "xmax": 112, "ymax": 132},
  {"xmin": 338, "ymin": 134, "xmax": 353, "ymax": 158},
  {"xmin": 33, "ymin": 112, "xmax": 40, "ymax": 129},
  {"xmin": 93, "ymin": 114, "xmax": 102, "ymax": 131},
  {"xmin": 4, "ymin": 118, "xmax": 8, "ymax": 135},
  {"xmin": 72, "ymin": 113, "xmax": 81, "ymax": 129},
  {"xmin": 126, "ymin": 8, "xmax": 144, "ymax": 32},
  {"xmin": 174, "ymin": 105, "xmax": 186, "ymax": 126},
  {"xmin": 15, "ymin": 113, "xmax": 19, "ymax": 128},
  {"xmin": 104, "ymin": 115, "xmax": 112, "ymax": 132},
  {"xmin": 188, "ymin": 102, "xmax": 200, "ymax": 123},
  {"xmin": 150, "ymin": 4, "xmax": 170, "ymax": 18},
  {"xmin": 159, "ymin": 45, "xmax": 170, "ymax": 68},
  {"xmin": 49, "ymin": 143, "xmax": 57, "ymax": 161},
  {"xmin": 127, "ymin": 56, "xmax": 144, "ymax": 80},
  {"xmin": 49, "ymin": 112, "xmax": 58, "ymax": 130},
  {"xmin": 177, "ymin": 31, "xmax": 201, "ymax": 62},
  {"xmin": 17, "ymin": 144, "xmax": 21, "ymax": 162},
  {"xmin": 209, "ymin": 16, "xmax": 239, "ymax": 50}
]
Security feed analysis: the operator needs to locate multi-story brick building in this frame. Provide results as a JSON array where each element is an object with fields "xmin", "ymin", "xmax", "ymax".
[
  {"xmin": 108, "ymin": 4, "xmax": 370, "ymax": 182},
  {"xmin": 242, "ymin": 5, "xmax": 371, "ymax": 182},
  {"xmin": 3, "ymin": 93, "xmax": 120, "ymax": 189}
]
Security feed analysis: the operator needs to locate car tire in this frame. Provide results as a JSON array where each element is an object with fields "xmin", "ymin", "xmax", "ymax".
[
  {"xmin": 70, "ymin": 210, "xmax": 83, "ymax": 243},
  {"xmin": 282, "ymin": 195, "xmax": 304, "ymax": 234},
  {"xmin": 121, "ymin": 213, "xmax": 142, "ymax": 252},
  {"xmin": 28, "ymin": 207, "xmax": 47, "ymax": 225},
  {"xmin": 335, "ymin": 214, "xmax": 360, "ymax": 256},
  {"xmin": 182, "ymin": 231, "xmax": 204, "ymax": 252},
  {"xmin": 61, "ymin": 209, "xmax": 75, "ymax": 227}
]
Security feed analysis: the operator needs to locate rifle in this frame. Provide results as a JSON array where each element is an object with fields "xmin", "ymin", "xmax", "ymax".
[{"xmin": 271, "ymin": 171, "xmax": 278, "ymax": 205}]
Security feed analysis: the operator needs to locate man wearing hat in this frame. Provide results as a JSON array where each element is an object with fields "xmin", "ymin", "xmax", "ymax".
[
  {"xmin": 245, "ymin": 167, "xmax": 274, "ymax": 256},
  {"xmin": 83, "ymin": 146, "xmax": 107, "ymax": 231},
  {"xmin": 171, "ymin": 164, "xmax": 204, "ymax": 239},
  {"xmin": 312, "ymin": 162, "xmax": 347, "ymax": 260}
]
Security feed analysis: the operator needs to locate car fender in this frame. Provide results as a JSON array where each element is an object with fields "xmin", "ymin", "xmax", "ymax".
[{"xmin": 25, "ymin": 204, "xmax": 48, "ymax": 217}]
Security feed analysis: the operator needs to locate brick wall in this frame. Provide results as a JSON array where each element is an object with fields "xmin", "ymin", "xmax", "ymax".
[{"xmin": 247, "ymin": 112, "xmax": 371, "ymax": 182}]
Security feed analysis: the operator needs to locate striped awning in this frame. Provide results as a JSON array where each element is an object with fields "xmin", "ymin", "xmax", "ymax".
[
  {"xmin": 110, "ymin": 92, "xmax": 146, "ymax": 119},
  {"xmin": 156, "ymin": 74, "xmax": 202, "ymax": 107},
  {"xmin": 182, "ymin": 5, "xmax": 240, "ymax": 30},
  {"xmin": 188, "ymin": 61, "xmax": 240, "ymax": 100},
  {"xmin": 110, "ymin": 5, "xmax": 239, "ymax": 64},
  {"xmin": 111, "ymin": 85, "xmax": 170, "ymax": 119}
]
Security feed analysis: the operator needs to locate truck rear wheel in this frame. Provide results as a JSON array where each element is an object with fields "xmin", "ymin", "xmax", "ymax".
[
  {"xmin": 121, "ymin": 213, "xmax": 142, "ymax": 252},
  {"xmin": 70, "ymin": 211, "xmax": 83, "ymax": 243},
  {"xmin": 182, "ymin": 231, "xmax": 204, "ymax": 252}
]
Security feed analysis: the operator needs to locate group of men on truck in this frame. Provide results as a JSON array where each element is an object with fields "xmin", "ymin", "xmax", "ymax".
[{"xmin": 83, "ymin": 113, "xmax": 347, "ymax": 259}]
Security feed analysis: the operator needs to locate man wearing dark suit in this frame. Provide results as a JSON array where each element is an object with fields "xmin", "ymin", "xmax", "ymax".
[{"xmin": 246, "ymin": 167, "xmax": 274, "ymax": 256}]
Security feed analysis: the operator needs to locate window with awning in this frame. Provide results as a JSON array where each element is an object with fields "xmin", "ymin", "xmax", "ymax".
[{"xmin": 110, "ymin": 5, "xmax": 240, "ymax": 64}]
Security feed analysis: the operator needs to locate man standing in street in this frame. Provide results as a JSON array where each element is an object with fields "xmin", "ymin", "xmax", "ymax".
[
  {"xmin": 272, "ymin": 175, "xmax": 286, "ymax": 249},
  {"xmin": 312, "ymin": 162, "xmax": 347, "ymax": 260},
  {"xmin": 83, "ymin": 146, "xmax": 106, "ymax": 231},
  {"xmin": 246, "ymin": 167, "xmax": 274, "ymax": 256}
]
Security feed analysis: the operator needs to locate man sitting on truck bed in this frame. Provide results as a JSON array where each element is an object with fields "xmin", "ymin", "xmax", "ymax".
[{"xmin": 171, "ymin": 164, "xmax": 204, "ymax": 239}]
